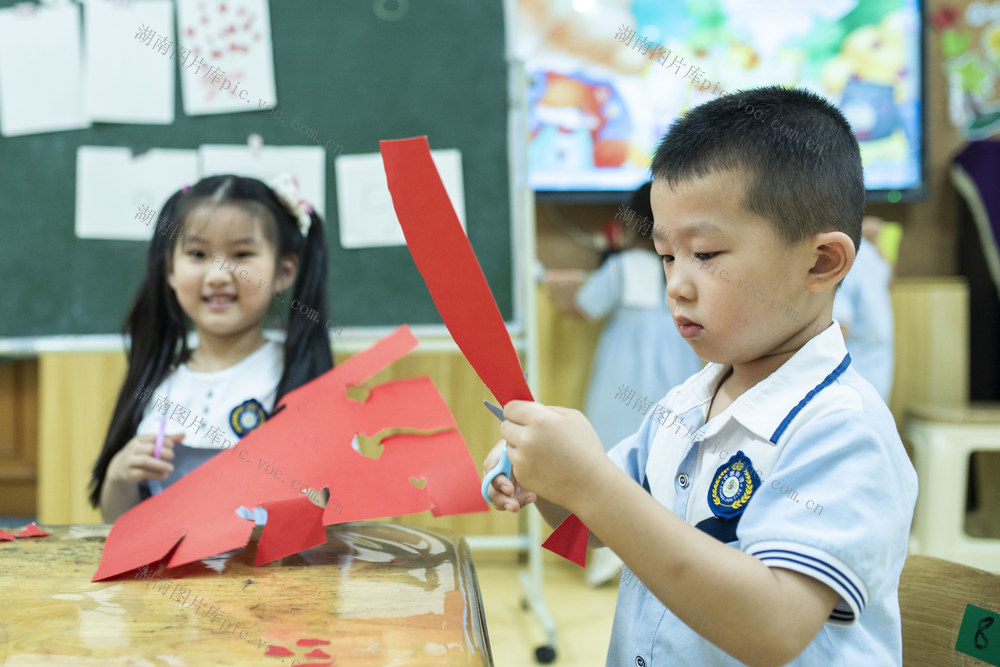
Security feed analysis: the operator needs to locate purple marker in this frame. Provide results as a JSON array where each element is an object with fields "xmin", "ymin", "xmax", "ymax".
[{"xmin": 153, "ymin": 416, "xmax": 166, "ymax": 459}]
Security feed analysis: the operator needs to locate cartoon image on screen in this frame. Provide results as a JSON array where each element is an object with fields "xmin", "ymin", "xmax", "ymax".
[{"xmin": 516, "ymin": 0, "xmax": 923, "ymax": 198}]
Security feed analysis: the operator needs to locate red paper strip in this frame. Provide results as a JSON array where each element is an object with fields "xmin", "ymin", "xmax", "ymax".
[
  {"xmin": 380, "ymin": 136, "xmax": 532, "ymax": 406},
  {"xmin": 542, "ymin": 514, "xmax": 589, "ymax": 567},
  {"xmin": 93, "ymin": 325, "xmax": 487, "ymax": 581},
  {"xmin": 0, "ymin": 529, "xmax": 15, "ymax": 541},
  {"xmin": 296, "ymin": 639, "xmax": 330, "ymax": 646},
  {"xmin": 381, "ymin": 136, "xmax": 591, "ymax": 566},
  {"xmin": 264, "ymin": 645, "xmax": 293, "ymax": 656},
  {"xmin": 15, "ymin": 522, "xmax": 51, "ymax": 538}
]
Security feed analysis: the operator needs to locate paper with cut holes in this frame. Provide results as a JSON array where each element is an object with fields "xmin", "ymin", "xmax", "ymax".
[
  {"xmin": 93, "ymin": 325, "xmax": 487, "ymax": 581},
  {"xmin": 380, "ymin": 136, "xmax": 591, "ymax": 566}
]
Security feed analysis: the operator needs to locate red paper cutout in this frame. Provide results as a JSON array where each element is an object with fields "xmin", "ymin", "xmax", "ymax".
[
  {"xmin": 305, "ymin": 648, "xmax": 331, "ymax": 658},
  {"xmin": 542, "ymin": 514, "xmax": 590, "ymax": 567},
  {"xmin": 264, "ymin": 645, "xmax": 293, "ymax": 656},
  {"xmin": 381, "ymin": 136, "xmax": 591, "ymax": 566},
  {"xmin": 93, "ymin": 326, "xmax": 487, "ymax": 581},
  {"xmin": 0, "ymin": 529, "xmax": 15, "ymax": 541},
  {"xmin": 15, "ymin": 522, "xmax": 51, "ymax": 538},
  {"xmin": 296, "ymin": 639, "xmax": 330, "ymax": 646}
]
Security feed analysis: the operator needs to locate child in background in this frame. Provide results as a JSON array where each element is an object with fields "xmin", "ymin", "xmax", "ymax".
[
  {"xmin": 833, "ymin": 215, "xmax": 894, "ymax": 402},
  {"xmin": 577, "ymin": 181, "xmax": 703, "ymax": 449},
  {"xmin": 575, "ymin": 181, "xmax": 702, "ymax": 585},
  {"xmin": 486, "ymin": 87, "xmax": 916, "ymax": 665},
  {"xmin": 90, "ymin": 174, "xmax": 333, "ymax": 523}
]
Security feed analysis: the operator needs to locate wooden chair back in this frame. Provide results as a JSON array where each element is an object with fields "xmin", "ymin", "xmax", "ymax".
[{"xmin": 899, "ymin": 554, "xmax": 1000, "ymax": 665}]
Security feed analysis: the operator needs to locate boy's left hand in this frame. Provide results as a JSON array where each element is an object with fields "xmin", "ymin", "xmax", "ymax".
[{"xmin": 499, "ymin": 401, "xmax": 612, "ymax": 510}]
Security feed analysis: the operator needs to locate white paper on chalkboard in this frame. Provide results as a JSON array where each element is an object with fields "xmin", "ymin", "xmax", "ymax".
[
  {"xmin": 176, "ymin": 0, "xmax": 276, "ymax": 116},
  {"xmin": 0, "ymin": 4, "xmax": 88, "ymax": 136},
  {"xmin": 83, "ymin": 0, "xmax": 175, "ymax": 124},
  {"xmin": 197, "ymin": 144, "xmax": 325, "ymax": 218},
  {"xmin": 335, "ymin": 149, "xmax": 466, "ymax": 249},
  {"xmin": 76, "ymin": 147, "xmax": 199, "ymax": 241}
]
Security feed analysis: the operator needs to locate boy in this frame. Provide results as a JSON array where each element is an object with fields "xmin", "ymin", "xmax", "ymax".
[{"xmin": 485, "ymin": 86, "xmax": 917, "ymax": 666}]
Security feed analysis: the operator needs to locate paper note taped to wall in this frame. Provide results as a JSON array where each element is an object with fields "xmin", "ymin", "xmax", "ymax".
[
  {"xmin": 75, "ymin": 147, "xmax": 199, "ymax": 241},
  {"xmin": 336, "ymin": 149, "xmax": 466, "ymax": 249}
]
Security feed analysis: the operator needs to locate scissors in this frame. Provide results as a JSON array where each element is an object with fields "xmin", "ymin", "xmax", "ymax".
[{"xmin": 481, "ymin": 400, "xmax": 512, "ymax": 503}]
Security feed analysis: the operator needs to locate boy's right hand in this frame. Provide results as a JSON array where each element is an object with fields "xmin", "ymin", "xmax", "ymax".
[
  {"xmin": 106, "ymin": 432, "xmax": 183, "ymax": 484},
  {"xmin": 483, "ymin": 439, "xmax": 537, "ymax": 513}
]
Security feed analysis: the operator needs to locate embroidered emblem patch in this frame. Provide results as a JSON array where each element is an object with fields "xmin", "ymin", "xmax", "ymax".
[
  {"xmin": 708, "ymin": 450, "xmax": 761, "ymax": 519},
  {"xmin": 230, "ymin": 399, "xmax": 267, "ymax": 437}
]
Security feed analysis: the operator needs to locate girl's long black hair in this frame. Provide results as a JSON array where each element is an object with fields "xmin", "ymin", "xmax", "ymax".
[{"xmin": 89, "ymin": 175, "xmax": 333, "ymax": 507}]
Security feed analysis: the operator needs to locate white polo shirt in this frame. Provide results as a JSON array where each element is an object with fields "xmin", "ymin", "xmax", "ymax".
[
  {"xmin": 606, "ymin": 323, "xmax": 917, "ymax": 666},
  {"xmin": 136, "ymin": 340, "xmax": 283, "ymax": 496}
]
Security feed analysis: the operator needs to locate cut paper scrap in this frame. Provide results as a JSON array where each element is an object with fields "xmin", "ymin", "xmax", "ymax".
[
  {"xmin": 14, "ymin": 522, "xmax": 51, "ymax": 538},
  {"xmin": 541, "ymin": 514, "xmax": 589, "ymax": 567},
  {"xmin": 380, "ymin": 136, "xmax": 590, "ymax": 566},
  {"xmin": 93, "ymin": 325, "xmax": 487, "ymax": 581},
  {"xmin": 0, "ymin": 529, "xmax": 15, "ymax": 541},
  {"xmin": 264, "ymin": 645, "xmax": 294, "ymax": 657},
  {"xmin": 306, "ymin": 649, "xmax": 331, "ymax": 658}
]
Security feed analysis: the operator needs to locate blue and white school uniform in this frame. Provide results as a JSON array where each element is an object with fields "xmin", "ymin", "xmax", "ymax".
[
  {"xmin": 834, "ymin": 239, "xmax": 894, "ymax": 402},
  {"xmin": 576, "ymin": 248, "xmax": 702, "ymax": 451},
  {"xmin": 605, "ymin": 323, "xmax": 917, "ymax": 666},
  {"xmin": 137, "ymin": 340, "xmax": 282, "ymax": 500}
]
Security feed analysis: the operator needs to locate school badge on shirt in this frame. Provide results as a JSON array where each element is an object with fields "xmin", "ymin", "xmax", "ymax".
[
  {"xmin": 230, "ymin": 399, "xmax": 267, "ymax": 437},
  {"xmin": 709, "ymin": 451, "xmax": 760, "ymax": 519}
]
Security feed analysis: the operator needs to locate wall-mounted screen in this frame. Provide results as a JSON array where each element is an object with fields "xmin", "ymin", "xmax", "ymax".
[{"xmin": 516, "ymin": 0, "xmax": 924, "ymax": 202}]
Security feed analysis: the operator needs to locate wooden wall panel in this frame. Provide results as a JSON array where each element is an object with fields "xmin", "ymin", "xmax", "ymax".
[
  {"xmin": 0, "ymin": 360, "xmax": 38, "ymax": 517},
  {"xmin": 38, "ymin": 353, "xmax": 126, "ymax": 524},
  {"xmin": 889, "ymin": 278, "xmax": 970, "ymax": 431}
]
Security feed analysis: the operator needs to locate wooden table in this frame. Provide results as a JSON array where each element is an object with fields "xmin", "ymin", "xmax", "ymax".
[{"xmin": 0, "ymin": 522, "xmax": 493, "ymax": 665}]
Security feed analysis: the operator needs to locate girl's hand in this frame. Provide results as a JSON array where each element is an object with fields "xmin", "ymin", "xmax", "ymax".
[
  {"xmin": 105, "ymin": 432, "xmax": 183, "ymax": 484},
  {"xmin": 483, "ymin": 439, "xmax": 537, "ymax": 513},
  {"xmin": 499, "ymin": 401, "xmax": 612, "ymax": 510}
]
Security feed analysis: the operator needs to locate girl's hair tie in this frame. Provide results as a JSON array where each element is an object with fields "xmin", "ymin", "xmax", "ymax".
[
  {"xmin": 181, "ymin": 185, "xmax": 191, "ymax": 194},
  {"xmin": 268, "ymin": 173, "xmax": 313, "ymax": 236}
]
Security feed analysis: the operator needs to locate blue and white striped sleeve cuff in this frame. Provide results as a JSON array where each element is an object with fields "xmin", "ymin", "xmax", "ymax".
[{"xmin": 747, "ymin": 541, "xmax": 868, "ymax": 625}]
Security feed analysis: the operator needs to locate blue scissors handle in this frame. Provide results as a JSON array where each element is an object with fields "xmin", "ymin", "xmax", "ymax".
[
  {"xmin": 481, "ymin": 400, "xmax": 511, "ymax": 503},
  {"xmin": 481, "ymin": 445, "xmax": 512, "ymax": 503}
]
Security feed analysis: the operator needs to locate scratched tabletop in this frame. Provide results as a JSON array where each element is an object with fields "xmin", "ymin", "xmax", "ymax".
[{"xmin": 0, "ymin": 522, "xmax": 492, "ymax": 666}]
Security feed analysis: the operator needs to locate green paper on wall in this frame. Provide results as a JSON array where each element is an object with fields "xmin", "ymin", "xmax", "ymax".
[{"xmin": 955, "ymin": 603, "xmax": 1000, "ymax": 666}]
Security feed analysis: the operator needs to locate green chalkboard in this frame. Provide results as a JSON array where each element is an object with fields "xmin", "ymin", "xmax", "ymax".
[{"xmin": 0, "ymin": 0, "xmax": 511, "ymax": 338}]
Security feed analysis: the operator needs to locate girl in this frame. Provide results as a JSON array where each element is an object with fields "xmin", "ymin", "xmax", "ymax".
[{"xmin": 89, "ymin": 174, "xmax": 333, "ymax": 523}]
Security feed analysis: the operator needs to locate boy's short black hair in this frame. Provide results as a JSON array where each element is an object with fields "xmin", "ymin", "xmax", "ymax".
[
  {"xmin": 650, "ymin": 86, "xmax": 863, "ymax": 250},
  {"xmin": 628, "ymin": 181, "xmax": 654, "ymax": 222}
]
